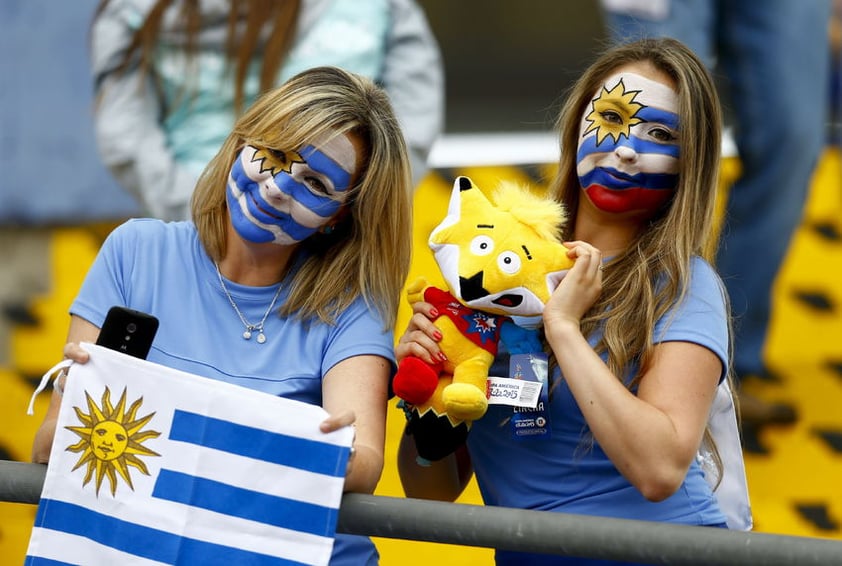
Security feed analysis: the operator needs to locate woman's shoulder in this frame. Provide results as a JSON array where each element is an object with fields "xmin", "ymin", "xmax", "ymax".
[
  {"xmin": 654, "ymin": 256, "xmax": 729, "ymax": 353},
  {"xmin": 335, "ymin": 293, "xmax": 390, "ymax": 326},
  {"xmin": 688, "ymin": 255, "xmax": 724, "ymax": 286},
  {"xmin": 109, "ymin": 217, "xmax": 183, "ymax": 233},
  {"xmin": 689, "ymin": 255, "xmax": 716, "ymax": 274},
  {"xmin": 685, "ymin": 255, "xmax": 727, "ymax": 305},
  {"xmin": 106, "ymin": 218, "xmax": 197, "ymax": 247},
  {"xmin": 100, "ymin": 220, "xmax": 208, "ymax": 279}
]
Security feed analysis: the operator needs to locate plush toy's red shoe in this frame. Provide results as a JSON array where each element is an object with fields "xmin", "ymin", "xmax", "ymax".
[{"xmin": 393, "ymin": 357, "xmax": 441, "ymax": 405}]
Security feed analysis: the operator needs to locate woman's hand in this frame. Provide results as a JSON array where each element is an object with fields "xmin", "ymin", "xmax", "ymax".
[
  {"xmin": 63, "ymin": 341, "xmax": 91, "ymax": 364},
  {"xmin": 32, "ymin": 315, "xmax": 100, "ymax": 463},
  {"xmin": 395, "ymin": 301, "xmax": 445, "ymax": 365},
  {"xmin": 320, "ymin": 410, "xmax": 357, "ymax": 478},
  {"xmin": 51, "ymin": 342, "xmax": 93, "ymax": 394},
  {"xmin": 543, "ymin": 241, "xmax": 604, "ymax": 336},
  {"xmin": 319, "ymin": 410, "xmax": 356, "ymax": 432}
]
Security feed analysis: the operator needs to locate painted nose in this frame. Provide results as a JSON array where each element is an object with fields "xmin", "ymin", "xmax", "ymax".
[{"xmin": 615, "ymin": 145, "xmax": 637, "ymax": 161}]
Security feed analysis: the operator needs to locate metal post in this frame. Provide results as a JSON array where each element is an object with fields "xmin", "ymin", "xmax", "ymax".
[{"xmin": 0, "ymin": 460, "xmax": 46, "ymax": 504}]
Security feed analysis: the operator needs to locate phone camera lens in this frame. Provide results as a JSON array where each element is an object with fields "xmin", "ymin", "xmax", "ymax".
[{"xmin": 127, "ymin": 323, "xmax": 137, "ymax": 334}]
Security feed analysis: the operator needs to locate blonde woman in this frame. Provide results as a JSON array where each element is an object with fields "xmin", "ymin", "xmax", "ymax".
[
  {"xmin": 33, "ymin": 66, "xmax": 412, "ymax": 566},
  {"xmin": 398, "ymin": 38, "xmax": 739, "ymax": 565}
]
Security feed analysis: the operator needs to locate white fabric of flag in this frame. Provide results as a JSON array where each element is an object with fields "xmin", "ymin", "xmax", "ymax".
[{"xmin": 26, "ymin": 343, "xmax": 352, "ymax": 566}]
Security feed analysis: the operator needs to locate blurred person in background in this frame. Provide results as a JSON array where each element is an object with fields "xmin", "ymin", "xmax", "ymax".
[
  {"xmin": 92, "ymin": 0, "xmax": 443, "ymax": 220},
  {"xmin": 830, "ymin": 0, "xmax": 842, "ymax": 146}
]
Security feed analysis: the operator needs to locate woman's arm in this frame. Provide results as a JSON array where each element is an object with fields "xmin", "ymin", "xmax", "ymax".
[
  {"xmin": 543, "ymin": 242, "xmax": 720, "ymax": 501},
  {"xmin": 550, "ymin": 330, "xmax": 719, "ymax": 501},
  {"xmin": 31, "ymin": 315, "xmax": 100, "ymax": 463},
  {"xmin": 321, "ymin": 354, "xmax": 391, "ymax": 494}
]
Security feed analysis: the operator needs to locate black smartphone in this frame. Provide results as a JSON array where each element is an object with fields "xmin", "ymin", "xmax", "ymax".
[{"xmin": 95, "ymin": 306, "xmax": 159, "ymax": 360}]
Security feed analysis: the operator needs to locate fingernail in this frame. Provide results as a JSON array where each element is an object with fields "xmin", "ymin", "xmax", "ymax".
[
  {"xmin": 430, "ymin": 308, "xmax": 439, "ymax": 318},
  {"xmin": 438, "ymin": 352, "xmax": 447, "ymax": 362},
  {"xmin": 433, "ymin": 330, "xmax": 443, "ymax": 341}
]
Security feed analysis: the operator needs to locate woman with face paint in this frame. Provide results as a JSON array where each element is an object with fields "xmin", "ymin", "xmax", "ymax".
[
  {"xmin": 32, "ymin": 66, "xmax": 412, "ymax": 566},
  {"xmin": 397, "ymin": 38, "xmax": 739, "ymax": 565}
]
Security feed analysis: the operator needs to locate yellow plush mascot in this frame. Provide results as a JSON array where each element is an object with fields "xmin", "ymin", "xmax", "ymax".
[{"xmin": 394, "ymin": 176, "xmax": 574, "ymax": 461}]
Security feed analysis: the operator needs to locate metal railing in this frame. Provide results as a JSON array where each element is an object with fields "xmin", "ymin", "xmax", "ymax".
[{"xmin": 4, "ymin": 460, "xmax": 841, "ymax": 565}]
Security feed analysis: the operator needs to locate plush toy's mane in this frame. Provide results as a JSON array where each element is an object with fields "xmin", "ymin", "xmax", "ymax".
[{"xmin": 491, "ymin": 181, "xmax": 567, "ymax": 243}]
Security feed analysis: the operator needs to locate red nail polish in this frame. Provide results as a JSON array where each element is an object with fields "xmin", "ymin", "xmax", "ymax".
[{"xmin": 430, "ymin": 308, "xmax": 439, "ymax": 318}]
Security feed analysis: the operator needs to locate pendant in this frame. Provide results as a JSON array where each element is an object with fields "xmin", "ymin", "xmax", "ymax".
[
  {"xmin": 257, "ymin": 332, "xmax": 267, "ymax": 344},
  {"xmin": 243, "ymin": 330, "xmax": 252, "ymax": 340}
]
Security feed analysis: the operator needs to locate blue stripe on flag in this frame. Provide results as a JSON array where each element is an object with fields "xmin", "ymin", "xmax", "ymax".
[
  {"xmin": 25, "ymin": 557, "xmax": 75, "ymax": 566},
  {"xmin": 169, "ymin": 410, "xmax": 348, "ymax": 476},
  {"xmin": 29, "ymin": 499, "xmax": 309, "ymax": 566},
  {"xmin": 153, "ymin": 469, "xmax": 339, "ymax": 537}
]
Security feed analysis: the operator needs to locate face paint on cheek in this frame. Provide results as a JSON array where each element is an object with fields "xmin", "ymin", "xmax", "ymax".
[
  {"xmin": 227, "ymin": 148, "xmax": 278, "ymax": 243},
  {"xmin": 577, "ymin": 141, "xmax": 679, "ymax": 214},
  {"xmin": 226, "ymin": 146, "xmax": 332, "ymax": 245},
  {"xmin": 299, "ymin": 145, "xmax": 353, "ymax": 193}
]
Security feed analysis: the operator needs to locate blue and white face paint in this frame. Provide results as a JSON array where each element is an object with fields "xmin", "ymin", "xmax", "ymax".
[
  {"xmin": 576, "ymin": 70, "xmax": 680, "ymax": 218},
  {"xmin": 226, "ymin": 133, "xmax": 358, "ymax": 244}
]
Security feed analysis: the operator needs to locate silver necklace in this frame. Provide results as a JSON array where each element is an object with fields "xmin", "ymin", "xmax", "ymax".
[{"xmin": 214, "ymin": 262, "xmax": 283, "ymax": 344}]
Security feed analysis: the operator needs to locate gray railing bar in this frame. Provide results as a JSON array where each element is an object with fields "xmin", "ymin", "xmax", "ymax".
[{"xmin": 3, "ymin": 460, "xmax": 840, "ymax": 565}]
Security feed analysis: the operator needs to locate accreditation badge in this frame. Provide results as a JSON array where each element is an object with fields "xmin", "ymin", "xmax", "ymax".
[{"xmin": 485, "ymin": 352, "xmax": 551, "ymax": 440}]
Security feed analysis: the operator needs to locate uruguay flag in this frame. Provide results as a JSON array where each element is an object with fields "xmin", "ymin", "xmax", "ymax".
[{"xmin": 26, "ymin": 343, "xmax": 352, "ymax": 566}]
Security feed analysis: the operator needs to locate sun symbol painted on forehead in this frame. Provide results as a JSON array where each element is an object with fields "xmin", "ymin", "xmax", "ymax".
[
  {"xmin": 65, "ymin": 387, "xmax": 160, "ymax": 496},
  {"xmin": 583, "ymin": 78, "xmax": 645, "ymax": 146},
  {"xmin": 251, "ymin": 147, "xmax": 305, "ymax": 176}
]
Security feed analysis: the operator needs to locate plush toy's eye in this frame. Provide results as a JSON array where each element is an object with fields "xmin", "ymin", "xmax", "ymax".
[
  {"xmin": 470, "ymin": 235, "xmax": 494, "ymax": 256},
  {"xmin": 497, "ymin": 251, "xmax": 521, "ymax": 275}
]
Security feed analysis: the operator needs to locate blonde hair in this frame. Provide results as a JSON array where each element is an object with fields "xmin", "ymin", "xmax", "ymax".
[{"xmin": 192, "ymin": 66, "xmax": 413, "ymax": 327}]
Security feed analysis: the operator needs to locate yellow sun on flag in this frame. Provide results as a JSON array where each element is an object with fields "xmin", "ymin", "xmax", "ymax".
[
  {"xmin": 583, "ymin": 79, "xmax": 645, "ymax": 145},
  {"xmin": 252, "ymin": 147, "xmax": 305, "ymax": 176},
  {"xmin": 65, "ymin": 387, "xmax": 161, "ymax": 496}
]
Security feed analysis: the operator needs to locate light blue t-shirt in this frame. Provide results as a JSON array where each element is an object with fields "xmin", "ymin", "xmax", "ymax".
[
  {"xmin": 467, "ymin": 257, "xmax": 729, "ymax": 565},
  {"xmin": 71, "ymin": 218, "xmax": 392, "ymax": 566}
]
